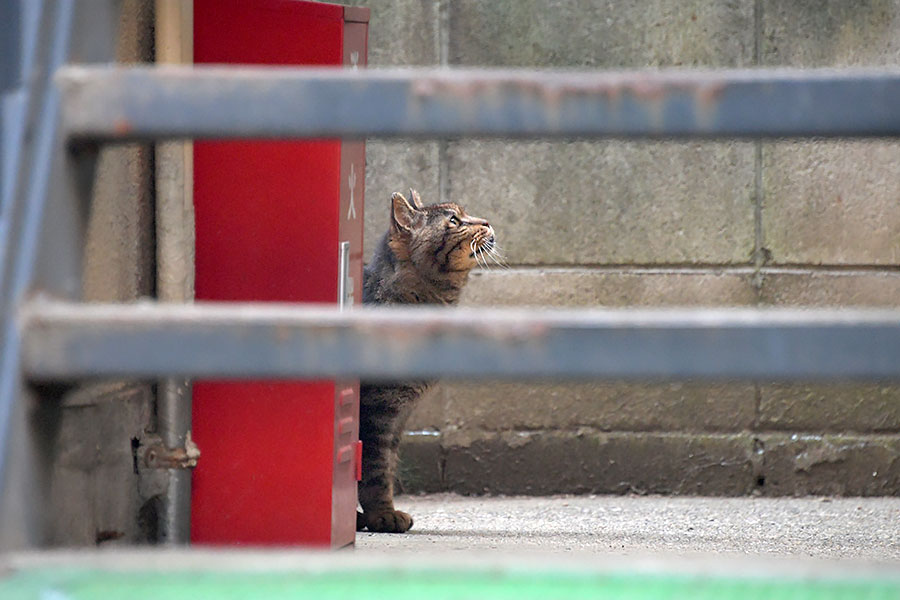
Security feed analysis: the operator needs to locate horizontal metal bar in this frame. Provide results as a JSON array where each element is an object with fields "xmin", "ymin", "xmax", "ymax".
[
  {"xmin": 20, "ymin": 300, "xmax": 900, "ymax": 381},
  {"xmin": 57, "ymin": 65, "xmax": 900, "ymax": 140}
]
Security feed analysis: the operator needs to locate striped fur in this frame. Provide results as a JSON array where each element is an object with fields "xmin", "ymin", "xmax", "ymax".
[{"xmin": 358, "ymin": 190, "xmax": 495, "ymax": 533}]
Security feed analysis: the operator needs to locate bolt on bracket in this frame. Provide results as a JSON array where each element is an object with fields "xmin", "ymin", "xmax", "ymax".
[{"xmin": 144, "ymin": 431, "xmax": 200, "ymax": 469}]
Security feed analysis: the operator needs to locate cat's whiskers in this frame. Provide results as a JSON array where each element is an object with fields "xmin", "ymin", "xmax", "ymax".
[
  {"xmin": 482, "ymin": 237, "xmax": 509, "ymax": 269},
  {"xmin": 476, "ymin": 246, "xmax": 488, "ymax": 270},
  {"xmin": 487, "ymin": 252, "xmax": 506, "ymax": 269},
  {"xmin": 478, "ymin": 238, "xmax": 494, "ymax": 270},
  {"xmin": 486, "ymin": 244, "xmax": 508, "ymax": 269}
]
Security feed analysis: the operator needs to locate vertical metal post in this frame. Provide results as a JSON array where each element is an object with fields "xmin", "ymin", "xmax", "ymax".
[
  {"xmin": 0, "ymin": 2, "xmax": 21, "ymax": 95},
  {"xmin": 1, "ymin": 2, "xmax": 40, "ymax": 280},
  {"xmin": 154, "ymin": 0, "xmax": 195, "ymax": 545},
  {"xmin": 0, "ymin": 0, "xmax": 76, "ymax": 551},
  {"xmin": 0, "ymin": 0, "xmax": 22, "ymax": 289},
  {"xmin": 0, "ymin": 0, "xmax": 120, "ymax": 551}
]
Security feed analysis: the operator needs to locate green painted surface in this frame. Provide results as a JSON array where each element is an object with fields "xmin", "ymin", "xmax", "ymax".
[{"xmin": 1, "ymin": 568, "xmax": 898, "ymax": 600}]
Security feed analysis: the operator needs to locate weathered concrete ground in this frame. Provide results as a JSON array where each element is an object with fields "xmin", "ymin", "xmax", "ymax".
[{"xmin": 356, "ymin": 493, "xmax": 900, "ymax": 563}]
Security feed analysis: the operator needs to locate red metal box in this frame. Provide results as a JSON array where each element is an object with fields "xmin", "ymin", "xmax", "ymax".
[{"xmin": 191, "ymin": 0, "xmax": 367, "ymax": 548}]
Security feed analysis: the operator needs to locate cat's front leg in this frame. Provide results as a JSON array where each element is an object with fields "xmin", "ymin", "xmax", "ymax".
[
  {"xmin": 357, "ymin": 385, "xmax": 414, "ymax": 533},
  {"xmin": 357, "ymin": 432, "xmax": 413, "ymax": 533},
  {"xmin": 356, "ymin": 509, "xmax": 413, "ymax": 533}
]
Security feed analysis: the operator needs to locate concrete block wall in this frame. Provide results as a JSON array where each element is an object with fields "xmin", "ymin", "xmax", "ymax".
[
  {"xmin": 45, "ymin": 1, "xmax": 164, "ymax": 545},
  {"xmin": 335, "ymin": 0, "xmax": 900, "ymax": 496}
]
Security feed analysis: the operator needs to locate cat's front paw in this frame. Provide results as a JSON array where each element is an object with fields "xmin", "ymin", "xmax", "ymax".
[{"xmin": 363, "ymin": 509, "xmax": 414, "ymax": 533}]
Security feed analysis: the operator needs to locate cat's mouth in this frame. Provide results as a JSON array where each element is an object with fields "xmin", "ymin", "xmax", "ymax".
[{"xmin": 469, "ymin": 235, "xmax": 495, "ymax": 258}]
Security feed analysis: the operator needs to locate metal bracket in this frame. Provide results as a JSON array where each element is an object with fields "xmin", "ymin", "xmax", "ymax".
[
  {"xmin": 144, "ymin": 431, "xmax": 200, "ymax": 470},
  {"xmin": 338, "ymin": 240, "xmax": 353, "ymax": 310}
]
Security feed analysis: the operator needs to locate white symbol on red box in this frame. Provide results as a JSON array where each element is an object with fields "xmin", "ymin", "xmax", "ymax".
[{"xmin": 347, "ymin": 163, "xmax": 358, "ymax": 220}]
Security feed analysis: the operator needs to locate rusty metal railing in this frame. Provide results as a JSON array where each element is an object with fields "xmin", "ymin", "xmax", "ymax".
[
  {"xmin": 59, "ymin": 66, "xmax": 900, "ymax": 141},
  {"xmin": 5, "ymin": 0, "xmax": 900, "ymax": 551},
  {"xmin": 21, "ymin": 299, "xmax": 900, "ymax": 382}
]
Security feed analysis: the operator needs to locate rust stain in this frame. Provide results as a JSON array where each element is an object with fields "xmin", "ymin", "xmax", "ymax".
[
  {"xmin": 696, "ymin": 81, "xmax": 727, "ymax": 110},
  {"xmin": 628, "ymin": 77, "xmax": 668, "ymax": 102},
  {"xmin": 695, "ymin": 81, "xmax": 727, "ymax": 130},
  {"xmin": 413, "ymin": 73, "xmax": 629, "ymax": 104},
  {"xmin": 95, "ymin": 530, "xmax": 125, "ymax": 544},
  {"xmin": 273, "ymin": 323, "xmax": 293, "ymax": 344},
  {"xmin": 410, "ymin": 72, "xmax": 728, "ymax": 132},
  {"xmin": 113, "ymin": 118, "xmax": 133, "ymax": 136}
]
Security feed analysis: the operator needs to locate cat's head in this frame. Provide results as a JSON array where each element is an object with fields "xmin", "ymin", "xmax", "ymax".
[{"xmin": 388, "ymin": 188, "xmax": 497, "ymax": 277}]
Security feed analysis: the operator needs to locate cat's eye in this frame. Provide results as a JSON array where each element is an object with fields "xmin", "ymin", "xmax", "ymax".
[{"xmin": 448, "ymin": 215, "xmax": 461, "ymax": 226}]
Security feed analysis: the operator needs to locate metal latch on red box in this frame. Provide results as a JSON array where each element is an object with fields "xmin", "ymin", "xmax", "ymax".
[{"xmin": 144, "ymin": 431, "xmax": 201, "ymax": 469}]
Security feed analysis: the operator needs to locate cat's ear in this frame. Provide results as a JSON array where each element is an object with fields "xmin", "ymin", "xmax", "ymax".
[
  {"xmin": 391, "ymin": 192, "xmax": 418, "ymax": 232},
  {"xmin": 408, "ymin": 188, "xmax": 424, "ymax": 210}
]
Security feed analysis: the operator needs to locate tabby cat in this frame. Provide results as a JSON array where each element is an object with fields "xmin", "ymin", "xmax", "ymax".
[{"xmin": 357, "ymin": 189, "xmax": 497, "ymax": 533}]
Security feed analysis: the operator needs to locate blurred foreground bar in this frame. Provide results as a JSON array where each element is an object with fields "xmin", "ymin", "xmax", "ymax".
[
  {"xmin": 20, "ymin": 300, "xmax": 900, "ymax": 381},
  {"xmin": 59, "ymin": 66, "xmax": 900, "ymax": 140}
]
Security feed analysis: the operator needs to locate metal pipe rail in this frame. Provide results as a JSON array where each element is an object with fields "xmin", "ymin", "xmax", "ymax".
[
  {"xmin": 21, "ymin": 300, "xmax": 900, "ymax": 382},
  {"xmin": 10, "ymin": 0, "xmax": 900, "ymax": 554},
  {"xmin": 58, "ymin": 66, "xmax": 900, "ymax": 141}
]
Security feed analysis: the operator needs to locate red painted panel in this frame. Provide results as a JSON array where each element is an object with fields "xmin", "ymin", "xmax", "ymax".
[
  {"xmin": 192, "ymin": 0, "xmax": 366, "ymax": 548},
  {"xmin": 193, "ymin": 139, "xmax": 340, "ymax": 304},
  {"xmin": 194, "ymin": 0, "xmax": 343, "ymax": 66},
  {"xmin": 190, "ymin": 381, "xmax": 334, "ymax": 545}
]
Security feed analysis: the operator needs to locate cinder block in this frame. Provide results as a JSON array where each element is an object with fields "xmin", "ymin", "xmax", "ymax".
[
  {"xmin": 762, "ymin": 0, "xmax": 900, "ymax": 68},
  {"xmin": 447, "ymin": 141, "xmax": 756, "ymax": 265},
  {"xmin": 458, "ymin": 268, "xmax": 758, "ymax": 307},
  {"xmin": 338, "ymin": 0, "xmax": 439, "ymax": 67},
  {"xmin": 438, "ymin": 431, "xmax": 755, "ymax": 496},
  {"xmin": 761, "ymin": 2, "xmax": 900, "ymax": 265},
  {"xmin": 756, "ymin": 434, "xmax": 900, "ymax": 496},
  {"xmin": 414, "ymin": 382, "xmax": 757, "ymax": 434},
  {"xmin": 759, "ymin": 270, "xmax": 900, "ymax": 306},
  {"xmin": 760, "ymin": 384, "xmax": 900, "ymax": 433},
  {"xmin": 446, "ymin": 0, "xmax": 756, "ymax": 267},
  {"xmin": 449, "ymin": 0, "xmax": 755, "ymax": 68},
  {"xmin": 397, "ymin": 432, "xmax": 444, "ymax": 494},
  {"xmin": 762, "ymin": 141, "xmax": 900, "ymax": 265},
  {"xmin": 757, "ymin": 271, "xmax": 900, "ymax": 434}
]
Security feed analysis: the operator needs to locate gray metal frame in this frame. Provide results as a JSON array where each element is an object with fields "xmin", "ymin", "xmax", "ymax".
[
  {"xmin": 0, "ymin": 0, "xmax": 116, "ymax": 551},
  {"xmin": 59, "ymin": 66, "xmax": 900, "ymax": 140},
  {"xmin": 21, "ymin": 300, "xmax": 900, "ymax": 382},
  {"xmin": 2, "ymin": 0, "xmax": 900, "ymax": 552}
]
